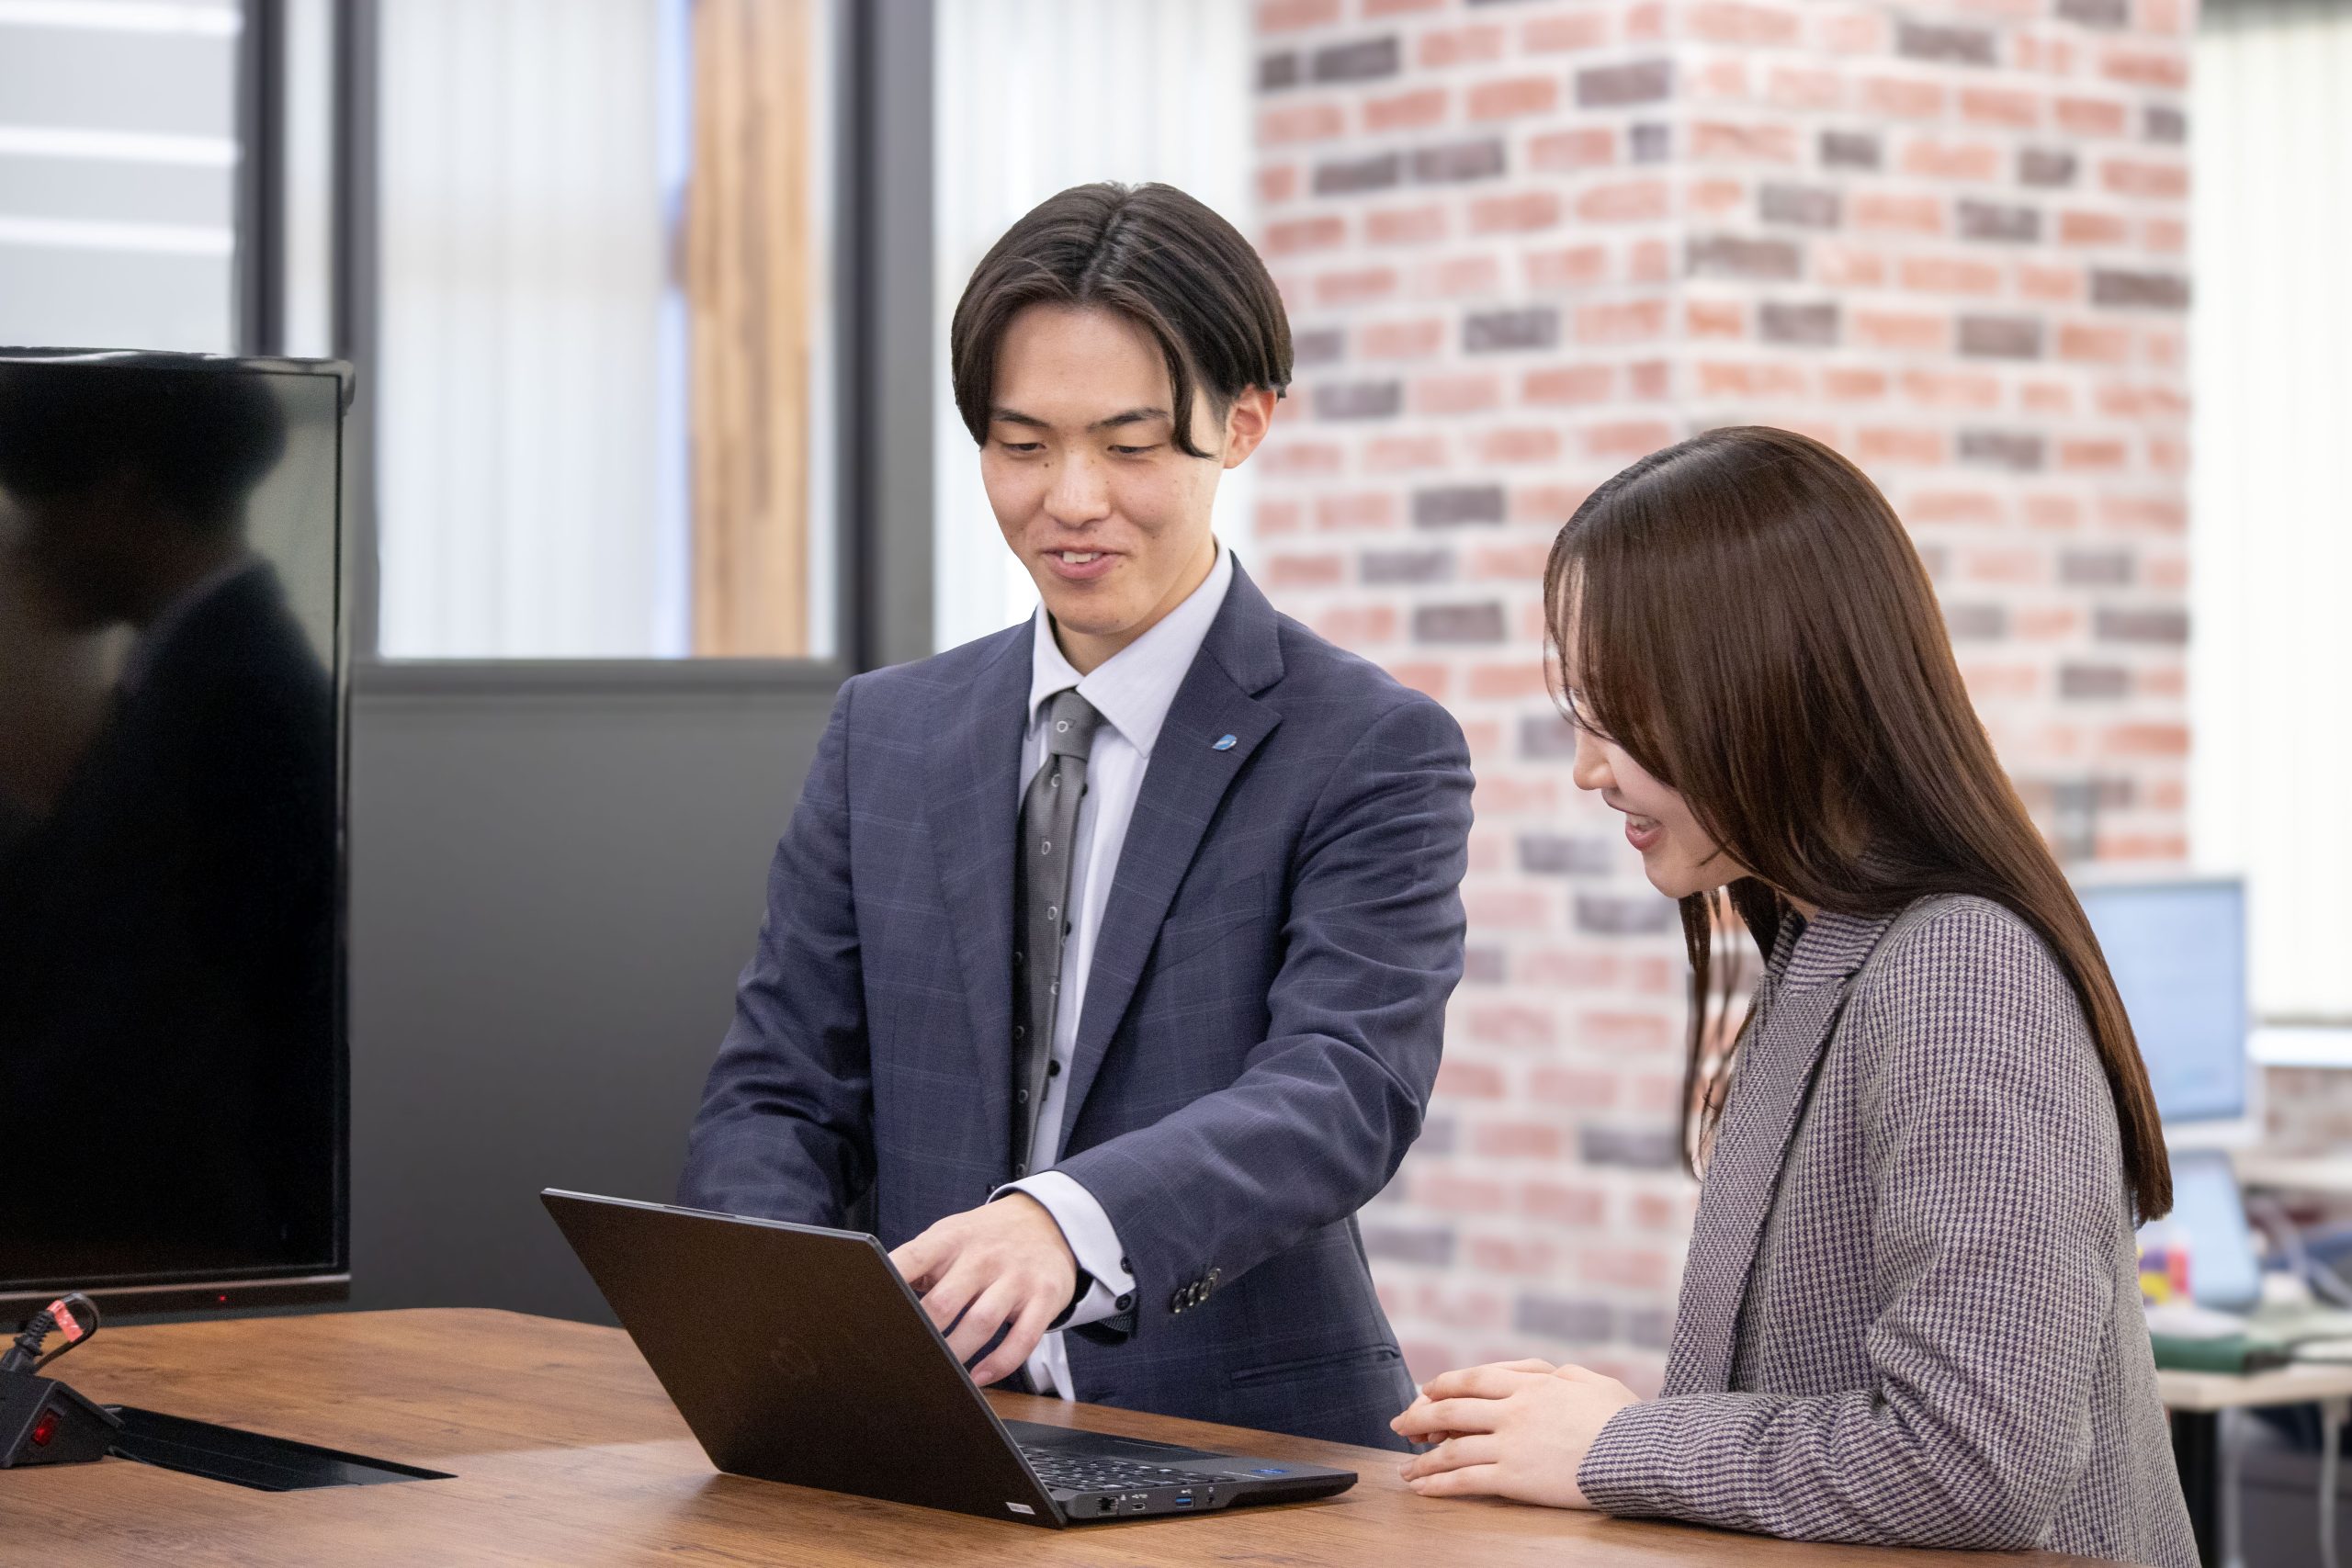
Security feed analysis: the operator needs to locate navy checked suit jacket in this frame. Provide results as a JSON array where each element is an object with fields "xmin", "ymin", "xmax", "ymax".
[{"xmin": 679, "ymin": 563, "xmax": 1474, "ymax": 1449}]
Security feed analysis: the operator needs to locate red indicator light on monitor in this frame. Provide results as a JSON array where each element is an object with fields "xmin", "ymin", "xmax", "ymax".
[{"xmin": 29, "ymin": 1409, "xmax": 59, "ymax": 1448}]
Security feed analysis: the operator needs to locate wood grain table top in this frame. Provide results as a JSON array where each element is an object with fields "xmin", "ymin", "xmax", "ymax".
[{"xmin": 2, "ymin": 1307, "xmax": 2107, "ymax": 1566}]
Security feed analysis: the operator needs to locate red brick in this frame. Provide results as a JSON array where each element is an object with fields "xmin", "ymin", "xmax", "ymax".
[
  {"xmin": 1853, "ymin": 192, "xmax": 1945, "ymax": 235},
  {"xmin": 1958, "ymin": 85, "xmax": 2039, "ymax": 129},
  {"xmin": 1524, "ymin": 243, "xmax": 1609, "ymax": 290},
  {"xmin": 1530, "ymin": 127, "xmax": 1615, "ymax": 172},
  {"xmin": 1696, "ymin": 360, "xmax": 1809, "ymax": 399},
  {"xmin": 1587, "ymin": 421, "xmax": 1676, "ymax": 459},
  {"xmin": 2099, "ymin": 494, "xmax": 2186, "ymax": 531},
  {"xmin": 1521, "ymin": 1179, "xmax": 1608, "ymax": 1225},
  {"xmin": 1258, "ymin": 440, "xmax": 1346, "ymax": 477},
  {"xmin": 1581, "ymin": 1247, "xmax": 1670, "ymax": 1291},
  {"xmin": 1259, "ymin": 164, "xmax": 1302, "ymax": 206},
  {"xmin": 1856, "ymin": 426, "xmax": 1947, "ymax": 466},
  {"xmin": 1898, "ymin": 368, "xmax": 2001, "ymax": 411},
  {"xmin": 1625, "ymin": 0, "xmax": 1668, "ymax": 39},
  {"xmin": 1899, "ymin": 254, "xmax": 2003, "ymax": 296},
  {"xmin": 1363, "ymin": 0, "xmax": 1443, "ymax": 13},
  {"xmin": 1264, "ymin": 550, "xmax": 1347, "ymax": 588},
  {"xmin": 1266, "ymin": 214, "xmax": 1347, "ymax": 255},
  {"xmin": 2017, "ymin": 262, "xmax": 2082, "ymax": 304},
  {"xmin": 1900, "ymin": 138, "xmax": 2004, "ymax": 183},
  {"xmin": 1629, "ymin": 240, "xmax": 1672, "ymax": 284},
  {"xmin": 1577, "ymin": 179, "xmax": 1671, "ymax": 222},
  {"xmin": 1472, "ymin": 1122, "xmax": 1567, "ymax": 1160},
  {"xmin": 1418, "ymin": 22, "xmax": 1506, "ymax": 69},
  {"xmin": 1256, "ymin": 0, "xmax": 1340, "ymax": 31},
  {"xmin": 1259, "ymin": 101, "xmax": 1347, "ymax": 145},
  {"xmin": 1475, "ymin": 425, "xmax": 1566, "ymax": 465},
  {"xmin": 1316, "ymin": 265, "xmax": 1399, "ymax": 305},
  {"xmin": 1315, "ymin": 491, "xmax": 1399, "ymax": 530},
  {"xmin": 2058, "ymin": 321, "xmax": 2132, "ymax": 365},
  {"xmin": 1577, "ymin": 298, "xmax": 1668, "ymax": 344},
  {"xmin": 1416, "ymin": 1171, "xmax": 1509, "ymax": 1214},
  {"xmin": 2023, "ymin": 493, "xmax": 2085, "ymax": 529},
  {"xmin": 2103, "ymin": 158, "xmax": 2188, "ymax": 200},
  {"xmin": 1690, "ymin": 0, "xmax": 1802, "ymax": 43},
  {"xmin": 1464, "ymin": 887, "xmax": 1551, "ymax": 929},
  {"xmin": 1467, "ymin": 1004, "xmax": 1557, "ymax": 1050},
  {"xmin": 1464, "ymin": 653, "xmax": 1550, "ymax": 694},
  {"xmin": 1385, "ymin": 660, "xmax": 1453, "ymax": 700},
  {"xmin": 1687, "ymin": 299, "xmax": 1746, "ymax": 338},
  {"xmin": 1908, "ymin": 490, "xmax": 2005, "ymax": 525},
  {"xmin": 1824, "ymin": 367, "xmax": 1890, "ymax": 401},
  {"xmin": 1367, "ymin": 202, "xmax": 1448, "ymax": 245},
  {"xmin": 1687, "ymin": 177, "xmax": 1747, "ymax": 218},
  {"xmin": 1853, "ymin": 310, "xmax": 1949, "ymax": 352},
  {"xmin": 1364, "ymin": 86, "xmax": 1451, "ymax": 133},
  {"xmin": 2059, "ymin": 209, "xmax": 2130, "ymax": 247},
  {"xmin": 1963, "ymin": 548, "xmax": 2041, "ymax": 584},
  {"xmin": 1365, "ymin": 433, "xmax": 1450, "ymax": 471},
  {"xmin": 1255, "ymin": 498, "xmax": 1305, "ymax": 536},
  {"xmin": 1767, "ymin": 65, "xmax": 1843, "ymax": 110},
  {"xmin": 2059, "ymin": 437, "xmax": 2129, "ymax": 471},
  {"xmin": 1523, "ymin": 11, "xmax": 1608, "ymax": 51},
  {"xmin": 1816, "ymin": 244, "xmax": 1889, "ymax": 288},
  {"xmin": 2140, "ymin": 0, "xmax": 2189, "ymax": 32},
  {"xmin": 2101, "ymin": 724, "xmax": 2188, "ymax": 758},
  {"xmin": 2144, "ymin": 217, "xmax": 2187, "ymax": 254},
  {"xmin": 1471, "ymin": 189, "xmax": 1565, "ymax": 234},
  {"xmin": 2103, "ymin": 45, "xmax": 2188, "ymax": 90},
  {"xmin": 1314, "ymin": 604, "xmax": 1401, "ymax": 643},
  {"xmin": 2021, "ymin": 382, "xmax": 2074, "ymax": 416},
  {"xmin": 2013, "ymin": 32, "xmax": 2078, "ymax": 75},
  {"xmin": 1467, "ymin": 1234, "xmax": 1567, "ymax": 1272},
  {"xmin": 1468, "ymin": 74, "xmax": 1560, "ymax": 120},
  {"xmin": 1362, "ymin": 316, "xmax": 1446, "ymax": 358},
  {"xmin": 1425, "ymin": 254, "xmax": 1504, "ymax": 297},
  {"xmin": 1627, "ymin": 360, "xmax": 1670, "ymax": 400},
  {"xmin": 1695, "ymin": 60, "xmax": 1752, "ymax": 101},
  {"xmin": 2054, "ymin": 96, "xmax": 2131, "ymax": 138},
  {"xmin": 1821, "ymin": 8, "xmax": 1887, "ymax": 52},
  {"xmin": 1523, "ymin": 366, "xmax": 1614, "ymax": 405},
  {"xmin": 1413, "ymin": 372, "xmax": 1502, "ymax": 416},
  {"xmin": 1690, "ymin": 121, "xmax": 1800, "ymax": 163},
  {"xmin": 1861, "ymin": 75, "xmax": 1944, "ymax": 118}
]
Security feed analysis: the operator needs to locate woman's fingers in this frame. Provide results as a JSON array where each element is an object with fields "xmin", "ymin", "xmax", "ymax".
[
  {"xmin": 1406, "ymin": 1461, "xmax": 1504, "ymax": 1499},
  {"xmin": 1392, "ymin": 1394, "xmax": 1505, "ymax": 1439},
  {"xmin": 1399, "ymin": 1433, "xmax": 1500, "ymax": 1480},
  {"xmin": 1419, "ymin": 1363, "xmax": 1540, "ymax": 1403}
]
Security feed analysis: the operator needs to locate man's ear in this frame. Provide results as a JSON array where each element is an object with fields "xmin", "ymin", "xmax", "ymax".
[{"xmin": 1218, "ymin": 387, "xmax": 1279, "ymax": 470}]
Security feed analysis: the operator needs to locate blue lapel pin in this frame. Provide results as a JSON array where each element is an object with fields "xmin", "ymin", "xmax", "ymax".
[{"xmin": 1212, "ymin": 733, "xmax": 1238, "ymax": 751}]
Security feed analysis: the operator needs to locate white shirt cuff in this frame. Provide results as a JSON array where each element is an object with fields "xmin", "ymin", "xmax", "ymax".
[{"xmin": 993, "ymin": 1169, "xmax": 1136, "ymax": 1328}]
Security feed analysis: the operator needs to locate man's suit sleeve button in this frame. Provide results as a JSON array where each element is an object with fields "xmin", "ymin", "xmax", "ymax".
[{"xmin": 1115, "ymin": 1293, "xmax": 1133, "ymax": 1312}]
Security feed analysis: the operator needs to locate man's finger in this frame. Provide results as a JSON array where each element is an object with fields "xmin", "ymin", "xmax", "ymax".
[
  {"xmin": 888, "ymin": 1227, "xmax": 956, "ymax": 1292},
  {"xmin": 944, "ymin": 1276, "xmax": 1022, "ymax": 1366},
  {"xmin": 916, "ymin": 1255, "xmax": 988, "ymax": 1337},
  {"xmin": 968, "ymin": 1289, "xmax": 1060, "ymax": 1387},
  {"xmin": 1399, "ymin": 1433, "xmax": 1499, "ymax": 1480},
  {"xmin": 1407, "ymin": 1461, "xmax": 1503, "ymax": 1499},
  {"xmin": 1417, "ymin": 1363, "xmax": 1537, "ymax": 1404}
]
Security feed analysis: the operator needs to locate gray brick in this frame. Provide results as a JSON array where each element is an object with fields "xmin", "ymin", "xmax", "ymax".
[
  {"xmin": 1760, "ymin": 300, "xmax": 1838, "ymax": 347},
  {"xmin": 1411, "ymin": 138, "xmax": 1507, "ymax": 184},
  {"xmin": 1520, "ymin": 833, "xmax": 1616, "ymax": 876},
  {"xmin": 1257, "ymin": 51, "xmax": 1299, "ymax": 92},
  {"xmin": 2096, "ymin": 605, "xmax": 2189, "ymax": 644},
  {"xmin": 1958, "ymin": 429, "xmax": 2045, "ymax": 472},
  {"xmin": 2019, "ymin": 147, "xmax": 2079, "ymax": 188},
  {"xmin": 1958, "ymin": 314, "xmax": 2043, "ymax": 359},
  {"xmin": 1363, "ymin": 1223, "xmax": 1456, "ymax": 1267},
  {"xmin": 1577, "ymin": 59, "xmax": 1672, "ymax": 107},
  {"xmin": 1312, "ymin": 35, "xmax": 1400, "ymax": 84},
  {"xmin": 2057, "ymin": 0, "xmax": 2129, "ymax": 26},
  {"xmin": 2092, "ymin": 269, "xmax": 2190, "ymax": 310},
  {"xmin": 1464, "ymin": 306, "xmax": 1560, "ymax": 353},
  {"xmin": 1316, "ymin": 379, "xmax": 1403, "ymax": 420},
  {"xmin": 1314, "ymin": 152, "xmax": 1401, "ymax": 197},
  {"xmin": 1626, "ymin": 1307, "xmax": 1672, "ymax": 1350},
  {"xmin": 1515, "ymin": 1294, "xmax": 1617, "ymax": 1342},
  {"xmin": 1292, "ymin": 326, "xmax": 1346, "ymax": 367},
  {"xmin": 2060, "ymin": 663, "xmax": 2132, "ymax": 700},
  {"xmin": 1821, "ymin": 130, "xmax": 1881, "ymax": 170},
  {"xmin": 2145, "ymin": 104, "xmax": 2187, "ymax": 143},
  {"xmin": 1688, "ymin": 234, "xmax": 1803, "ymax": 281},
  {"xmin": 1958, "ymin": 199, "xmax": 2041, "ymax": 243},
  {"xmin": 1897, "ymin": 18, "xmax": 1996, "ymax": 65},
  {"xmin": 1578, "ymin": 1122, "xmax": 1683, "ymax": 1169},
  {"xmin": 1946, "ymin": 603, "xmax": 2008, "ymax": 640},
  {"xmin": 1573, "ymin": 892, "xmax": 1679, "ymax": 936},
  {"xmin": 1630, "ymin": 121, "xmax": 1671, "ymax": 163},
  {"xmin": 1464, "ymin": 946, "xmax": 1508, "ymax": 985},
  {"xmin": 1362, "ymin": 546, "xmax": 1453, "ymax": 585},
  {"xmin": 1413, "ymin": 483, "xmax": 1507, "ymax": 526},
  {"xmin": 1521, "ymin": 714, "xmax": 1578, "ymax": 760},
  {"xmin": 1760, "ymin": 182, "xmax": 1841, "ymax": 229},
  {"xmin": 1917, "ymin": 543, "xmax": 1950, "ymax": 580},
  {"xmin": 1416, "ymin": 1115, "xmax": 1459, "ymax": 1156},
  {"xmin": 1414, "ymin": 602, "xmax": 1507, "ymax": 644},
  {"xmin": 2061, "ymin": 548, "xmax": 2134, "ymax": 587}
]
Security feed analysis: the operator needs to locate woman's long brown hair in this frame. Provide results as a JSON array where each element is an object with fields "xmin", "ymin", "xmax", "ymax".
[{"xmin": 1544, "ymin": 426, "xmax": 2171, "ymax": 1223}]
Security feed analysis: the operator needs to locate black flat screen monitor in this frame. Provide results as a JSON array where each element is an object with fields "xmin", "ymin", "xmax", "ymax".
[{"xmin": 0, "ymin": 349, "xmax": 349, "ymax": 1312}]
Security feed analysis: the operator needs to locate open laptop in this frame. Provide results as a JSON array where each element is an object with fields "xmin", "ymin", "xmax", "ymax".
[{"xmin": 541, "ymin": 1190, "xmax": 1357, "ymax": 1527}]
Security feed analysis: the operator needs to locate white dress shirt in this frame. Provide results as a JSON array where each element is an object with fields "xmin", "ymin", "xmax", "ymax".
[{"xmin": 998, "ymin": 540, "xmax": 1236, "ymax": 1399}]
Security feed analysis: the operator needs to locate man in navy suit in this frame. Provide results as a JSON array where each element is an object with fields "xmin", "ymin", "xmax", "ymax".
[{"xmin": 680, "ymin": 183, "xmax": 1472, "ymax": 1450}]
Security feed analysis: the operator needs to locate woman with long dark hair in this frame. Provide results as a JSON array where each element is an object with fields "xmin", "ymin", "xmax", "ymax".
[{"xmin": 1393, "ymin": 427, "xmax": 2195, "ymax": 1567}]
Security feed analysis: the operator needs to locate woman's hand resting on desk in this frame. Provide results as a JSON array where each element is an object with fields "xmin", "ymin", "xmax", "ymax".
[{"xmin": 1391, "ymin": 1359, "xmax": 1642, "ymax": 1507}]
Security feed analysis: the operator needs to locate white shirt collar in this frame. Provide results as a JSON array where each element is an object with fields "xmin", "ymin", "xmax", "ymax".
[{"xmin": 1025, "ymin": 541, "xmax": 1235, "ymax": 761}]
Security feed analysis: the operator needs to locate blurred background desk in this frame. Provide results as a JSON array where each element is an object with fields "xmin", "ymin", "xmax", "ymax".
[{"xmin": 4, "ymin": 1309, "xmax": 2109, "ymax": 1568}]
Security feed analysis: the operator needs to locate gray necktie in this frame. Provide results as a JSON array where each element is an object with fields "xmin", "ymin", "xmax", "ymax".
[{"xmin": 1011, "ymin": 689, "xmax": 1104, "ymax": 1179}]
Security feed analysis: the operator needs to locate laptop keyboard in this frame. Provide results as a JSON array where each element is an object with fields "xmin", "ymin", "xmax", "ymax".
[{"xmin": 1021, "ymin": 1451, "xmax": 1216, "ymax": 1493}]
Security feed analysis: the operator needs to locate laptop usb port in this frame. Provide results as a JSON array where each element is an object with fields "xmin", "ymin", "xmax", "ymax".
[{"xmin": 1175, "ymin": 1491, "xmax": 1195, "ymax": 1507}]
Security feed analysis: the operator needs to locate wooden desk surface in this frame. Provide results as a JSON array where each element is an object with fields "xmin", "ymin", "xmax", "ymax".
[
  {"xmin": 2157, "ymin": 1360, "xmax": 2352, "ymax": 1412},
  {"xmin": 6, "ymin": 1308, "xmax": 2102, "ymax": 1567}
]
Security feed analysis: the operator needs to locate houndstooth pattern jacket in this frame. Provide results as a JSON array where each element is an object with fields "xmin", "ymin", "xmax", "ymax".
[{"xmin": 1578, "ymin": 895, "xmax": 2197, "ymax": 1568}]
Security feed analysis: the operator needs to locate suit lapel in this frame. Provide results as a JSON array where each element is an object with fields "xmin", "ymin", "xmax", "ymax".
[
  {"xmin": 922, "ymin": 629, "xmax": 1032, "ymax": 1173},
  {"xmin": 1059, "ymin": 566, "xmax": 1286, "ymax": 1127},
  {"xmin": 1665, "ymin": 909, "xmax": 1894, "ymax": 1396}
]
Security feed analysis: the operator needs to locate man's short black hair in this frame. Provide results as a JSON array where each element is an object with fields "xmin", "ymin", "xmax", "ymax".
[
  {"xmin": 950, "ymin": 183, "xmax": 1293, "ymax": 460},
  {"xmin": 0, "ymin": 360, "xmax": 287, "ymax": 533}
]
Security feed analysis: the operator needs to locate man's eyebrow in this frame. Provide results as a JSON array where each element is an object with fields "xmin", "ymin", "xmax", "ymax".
[{"xmin": 987, "ymin": 407, "xmax": 1173, "ymax": 433}]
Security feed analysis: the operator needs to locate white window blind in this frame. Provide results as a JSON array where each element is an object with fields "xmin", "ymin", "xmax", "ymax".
[{"xmin": 2190, "ymin": 0, "xmax": 2352, "ymax": 1032}]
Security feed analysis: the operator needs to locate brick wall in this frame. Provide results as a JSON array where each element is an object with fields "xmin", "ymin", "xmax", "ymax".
[{"xmin": 1249, "ymin": 0, "xmax": 2191, "ymax": 1392}]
